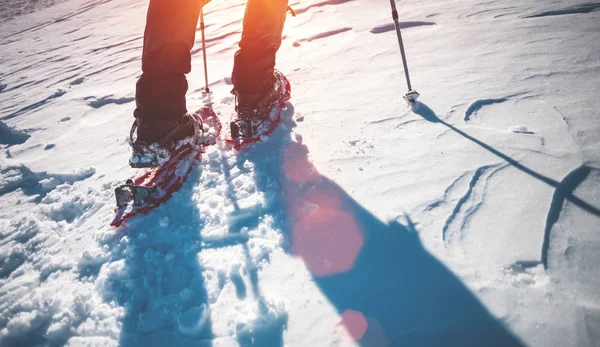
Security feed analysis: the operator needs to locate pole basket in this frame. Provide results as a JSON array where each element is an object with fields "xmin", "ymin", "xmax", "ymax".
[{"xmin": 403, "ymin": 90, "xmax": 420, "ymax": 103}]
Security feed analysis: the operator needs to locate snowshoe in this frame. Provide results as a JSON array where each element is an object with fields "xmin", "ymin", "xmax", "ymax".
[{"xmin": 112, "ymin": 107, "xmax": 221, "ymax": 227}]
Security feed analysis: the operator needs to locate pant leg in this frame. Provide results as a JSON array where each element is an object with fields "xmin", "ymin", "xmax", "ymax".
[
  {"xmin": 134, "ymin": 0, "xmax": 203, "ymax": 122},
  {"xmin": 232, "ymin": 0, "xmax": 289, "ymax": 94}
]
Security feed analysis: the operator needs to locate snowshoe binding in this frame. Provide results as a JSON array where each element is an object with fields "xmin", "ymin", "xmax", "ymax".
[
  {"xmin": 228, "ymin": 70, "xmax": 291, "ymax": 149},
  {"xmin": 129, "ymin": 112, "xmax": 210, "ymax": 168},
  {"xmin": 114, "ymin": 179, "xmax": 158, "ymax": 208}
]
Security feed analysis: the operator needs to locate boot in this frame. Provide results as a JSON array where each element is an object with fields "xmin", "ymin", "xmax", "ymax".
[
  {"xmin": 129, "ymin": 113, "xmax": 202, "ymax": 168},
  {"xmin": 231, "ymin": 70, "xmax": 285, "ymax": 137}
]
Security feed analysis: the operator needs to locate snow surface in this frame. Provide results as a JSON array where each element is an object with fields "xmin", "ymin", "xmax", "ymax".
[{"xmin": 1, "ymin": 0, "xmax": 600, "ymax": 346}]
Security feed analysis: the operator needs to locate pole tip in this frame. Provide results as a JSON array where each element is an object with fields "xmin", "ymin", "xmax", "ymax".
[{"xmin": 403, "ymin": 90, "xmax": 419, "ymax": 103}]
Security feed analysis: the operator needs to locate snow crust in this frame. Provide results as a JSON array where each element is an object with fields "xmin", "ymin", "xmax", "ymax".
[{"xmin": 1, "ymin": 0, "xmax": 599, "ymax": 345}]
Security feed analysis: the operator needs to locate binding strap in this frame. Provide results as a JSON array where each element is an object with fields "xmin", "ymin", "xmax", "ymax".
[{"xmin": 128, "ymin": 114, "xmax": 201, "ymax": 149}]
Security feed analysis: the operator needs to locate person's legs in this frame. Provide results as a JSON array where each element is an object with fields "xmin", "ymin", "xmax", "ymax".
[
  {"xmin": 133, "ymin": 0, "xmax": 203, "ymax": 143},
  {"xmin": 232, "ymin": 0, "xmax": 289, "ymax": 96}
]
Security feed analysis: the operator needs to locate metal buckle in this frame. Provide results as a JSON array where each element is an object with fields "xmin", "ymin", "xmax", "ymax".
[
  {"xmin": 115, "ymin": 179, "xmax": 157, "ymax": 208},
  {"xmin": 230, "ymin": 119, "xmax": 253, "ymax": 139}
]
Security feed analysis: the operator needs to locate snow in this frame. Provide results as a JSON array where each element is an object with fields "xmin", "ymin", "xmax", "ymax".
[{"xmin": 1, "ymin": 0, "xmax": 599, "ymax": 346}]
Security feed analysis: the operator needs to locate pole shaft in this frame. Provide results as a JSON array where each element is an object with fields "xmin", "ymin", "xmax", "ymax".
[
  {"xmin": 389, "ymin": 0, "xmax": 412, "ymax": 91},
  {"xmin": 200, "ymin": 8, "xmax": 210, "ymax": 93}
]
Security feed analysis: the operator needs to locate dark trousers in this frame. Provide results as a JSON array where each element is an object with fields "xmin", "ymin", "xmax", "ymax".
[{"xmin": 134, "ymin": 0, "xmax": 289, "ymax": 122}]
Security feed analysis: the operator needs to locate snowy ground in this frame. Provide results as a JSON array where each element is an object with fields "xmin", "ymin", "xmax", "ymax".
[{"xmin": 1, "ymin": 0, "xmax": 599, "ymax": 346}]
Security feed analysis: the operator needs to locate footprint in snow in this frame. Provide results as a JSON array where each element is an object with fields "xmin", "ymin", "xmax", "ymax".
[
  {"xmin": 370, "ymin": 21, "xmax": 436, "ymax": 34},
  {"xmin": 69, "ymin": 77, "xmax": 85, "ymax": 86},
  {"xmin": 509, "ymin": 125, "xmax": 535, "ymax": 134},
  {"xmin": 294, "ymin": 27, "xmax": 353, "ymax": 46},
  {"xmin": 523, "ymin": 3, "xmax": 600, "ymax": 18},
  {"xmin": 87, "ymin": 95, "xmax": 135, "ymax": 109}
]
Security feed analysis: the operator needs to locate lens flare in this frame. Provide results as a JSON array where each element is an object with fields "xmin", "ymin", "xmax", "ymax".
[{"xmin": 283, "ymin": 143, "xmax": 364, "ymax": 277}]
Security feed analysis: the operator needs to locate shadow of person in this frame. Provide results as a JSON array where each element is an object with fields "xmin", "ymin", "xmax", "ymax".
[
  {"xmin": 237, "ymin": 103, "xmax": 524, "ymax": 346},
  {"xmin": 111, "ymin": 167, "xmax": 214, "ymax": 347},
  {"xmin": 218, "ymin": 146, "xmax": 289, "ymax": 347}
]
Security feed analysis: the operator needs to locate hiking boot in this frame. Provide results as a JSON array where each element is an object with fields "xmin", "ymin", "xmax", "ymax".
[
  {"xmin": 129, "ymin": 113, "xmax": 202, "ymax": 168},
  {"xmin": 231, "ymin": 70, "xmax": 285, "ymax": 137}
]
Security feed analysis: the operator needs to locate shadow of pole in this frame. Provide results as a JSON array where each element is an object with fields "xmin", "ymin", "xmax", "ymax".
[
  {"xmin": 240, "ymin": 104, "xmax": 524, "ymax": 346},
  {"xmin": 410, "ymin": 101, "xmax": 600, "ymax": 217},
  {"xmin": 410, "ymin": 101, "xmax": 600, "ymax": 270}
]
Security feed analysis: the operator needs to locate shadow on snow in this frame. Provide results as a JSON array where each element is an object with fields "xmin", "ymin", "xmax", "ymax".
[
  {"xmin": 231, "ymin": 103, "xmax": 524, "ymax": 346},
  {"xmin": 411, "ymin": 101, "xmax": 600, "ymax": 270},
  {"xmin": 112, "ymin": 167, "xmax": 214, "ymax": 346},
  {"xmin": 108, "ymin": 100, "xmax": 529, "ymax": 346}
]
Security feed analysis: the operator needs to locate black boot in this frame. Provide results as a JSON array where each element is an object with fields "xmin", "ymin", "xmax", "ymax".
[
  {"xmin": 236, "ymin": 73, "xmax": 284, "ymax": 118},
  {"xmin": 129, "ymin": 113, "xmax": 202, "ymax": 168},
  {"xmin": 231, "ymin": 70, "xmax": 285, "ymax": 138}
]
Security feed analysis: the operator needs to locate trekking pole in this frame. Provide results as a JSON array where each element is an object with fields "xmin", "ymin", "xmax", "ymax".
[
  {"xmin": 388, "ymin": 0, "xmax": 419, "ymax": 103},
  {"xmin": 200, "ymin": 7, "xmax": 211, "ymax": 96}
]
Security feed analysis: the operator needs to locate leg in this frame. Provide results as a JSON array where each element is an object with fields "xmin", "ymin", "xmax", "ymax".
[
  {"xmin": 232, "ymin": 0, "xmax": 289, "ymax": 94},
  {"xmin": 133, "ymin": 0, "xmax": 203, "ymax": 141}
]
